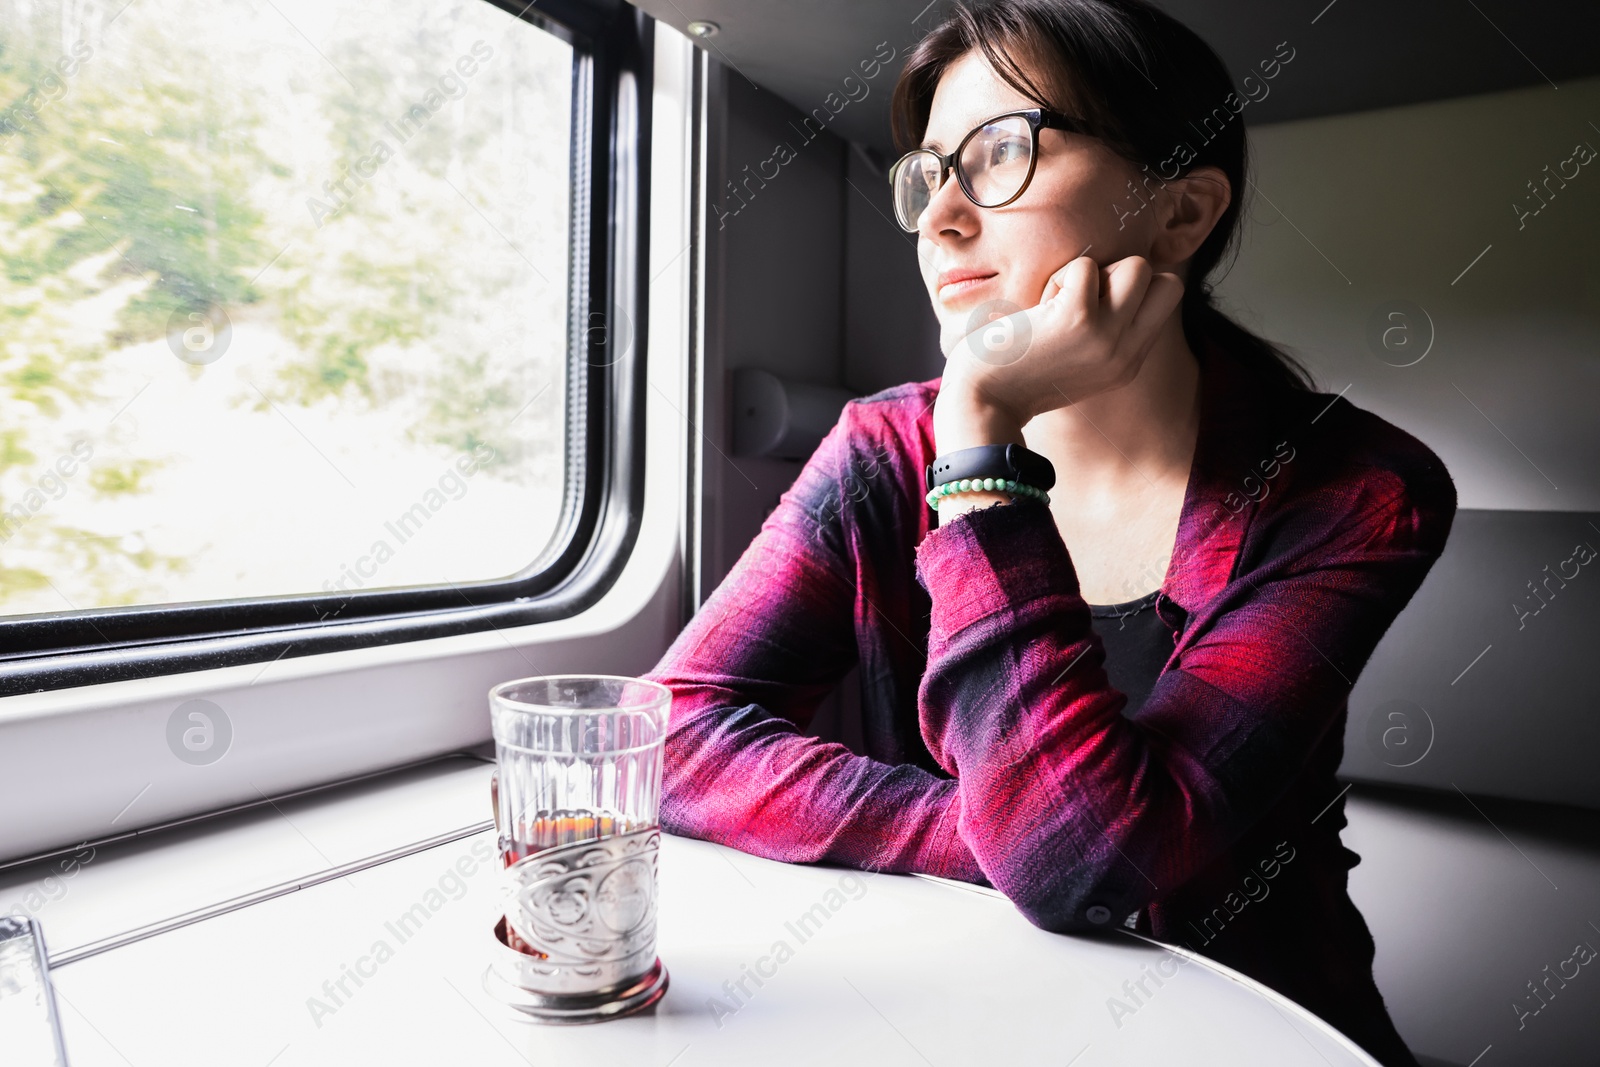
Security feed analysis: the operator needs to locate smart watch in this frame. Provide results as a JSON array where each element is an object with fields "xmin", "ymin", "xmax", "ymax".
[{"xmin": 925, "ymin": 444, "xmax": 1056, "ymax": 493}]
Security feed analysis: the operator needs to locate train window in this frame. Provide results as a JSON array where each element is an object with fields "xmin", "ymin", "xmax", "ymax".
[
  {"xmin": 1, "ymin": 0, "xmax": 570, "ymax": 613},
  {"xmin": 0, "ymin": 0, "xmax": 647, "ymax": 690}
]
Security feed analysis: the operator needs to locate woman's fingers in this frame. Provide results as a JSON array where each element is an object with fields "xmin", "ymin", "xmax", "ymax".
[
  {"xmin": 952, "ymin": 253, "xmax": 1182, "ymax": 423},
  {"xmin": 1100, "ymin": 255, "xmax": 1153, "ymax": 327},
  {"xmin": 1045, "ymin": 254, "xmax": 1099, "ymax": 317},
  {"xmin": 1124, "ymin": 270, "xmax": 1185, "ymax": 353},
  {"xmin": 1098, "ymin": 257, "xmax": 1182, "ymax": 361}
]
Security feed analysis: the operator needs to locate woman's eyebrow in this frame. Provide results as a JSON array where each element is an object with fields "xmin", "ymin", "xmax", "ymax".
[
  {"xmin": 920, "ymin": 114, "xmax": 981, "ymax": 153},
  {"xmin": 921, "ymin": 110, "xmax": 1012, "ymax": 151},
  {"xmin": 921, "ymin": 121, "xmax": 972, "ymax": 152}
]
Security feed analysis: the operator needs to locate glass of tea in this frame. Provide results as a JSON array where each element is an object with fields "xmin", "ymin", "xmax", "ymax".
[{"xmin": 483, "ymin": 674, "xmax": 671, "ymax": 1023}]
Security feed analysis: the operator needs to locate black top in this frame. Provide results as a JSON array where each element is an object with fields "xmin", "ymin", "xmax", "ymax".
[
  {"xmin": 1085, "ymin": 589, "xmax": 1175, "ymax": 719},
  {"xmin": 1082, "ymin": 588, "xmax": 1418, "ymax": 1067}
]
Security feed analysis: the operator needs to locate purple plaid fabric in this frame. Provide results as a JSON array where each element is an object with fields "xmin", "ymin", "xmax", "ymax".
[{"xmin": 646, "ymin": 335, "xmax": 1454, "ymax": 1064}]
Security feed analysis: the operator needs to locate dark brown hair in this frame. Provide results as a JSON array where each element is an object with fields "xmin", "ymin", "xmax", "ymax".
[{"xmin": 891, "ymin": 0, "xmax": 1316, "ymax": 393}]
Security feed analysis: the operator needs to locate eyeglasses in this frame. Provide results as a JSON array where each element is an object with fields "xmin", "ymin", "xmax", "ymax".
[{"xmin": 888, "ymin": 108, "xmax": 1093, "ymax": 233}]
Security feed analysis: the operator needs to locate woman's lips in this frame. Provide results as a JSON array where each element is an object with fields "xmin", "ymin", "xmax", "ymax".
[{"xmin": 938, "ymin": 273, "xmax": 997, "ymax": 302}]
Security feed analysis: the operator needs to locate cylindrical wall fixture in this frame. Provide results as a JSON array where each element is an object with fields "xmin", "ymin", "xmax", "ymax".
[{"xmin": 730, "ymin": 368, "xmax": 858, "ymax": 461}]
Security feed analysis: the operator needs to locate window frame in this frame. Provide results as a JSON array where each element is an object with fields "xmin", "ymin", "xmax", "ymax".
[{"xmin": 0, "ymin": 0, "xmax": 654, "ymax": 696}]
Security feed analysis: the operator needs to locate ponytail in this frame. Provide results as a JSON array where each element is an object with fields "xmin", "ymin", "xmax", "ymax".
[{"xmin": 1183, "ymin": 289, "xmax": 1317, "ymax": 393}]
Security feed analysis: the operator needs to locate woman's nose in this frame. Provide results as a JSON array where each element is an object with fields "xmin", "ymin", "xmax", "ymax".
[{"xmin": 918, "ymin": 166, "xmax": 978, "ymax": 239}]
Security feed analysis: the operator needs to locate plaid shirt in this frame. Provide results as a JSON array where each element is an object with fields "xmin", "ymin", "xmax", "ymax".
[{"xmin": 647, "ymin": 337, "xmax": 1454, "ymax": 1063}]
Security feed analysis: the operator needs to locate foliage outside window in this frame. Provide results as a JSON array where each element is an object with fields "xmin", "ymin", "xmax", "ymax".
[{"xmin": 0, "ymin": 0, "xmax": 573, "ymax": 618}]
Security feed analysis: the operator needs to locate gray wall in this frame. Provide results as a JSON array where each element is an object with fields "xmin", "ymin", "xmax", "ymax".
[
  {"xmin": 697, "ymin": 59, "xmax": 943, "ymax": 753},
  {"xmin": 1217, "ymin": 74, "xmax": 1600, "ymax": 1067},
  {"xmin": 697, "ymin": 63, "xmax": 846, "ymax": 603},
  {"xmin": 1215, "ymin": 75, "xmax": 1600, "ymax": 513},
  {"xmin": 842, "ymin": 145, "xmax": 943, "ymax": 396},
  {"xmin": 1346, "ymin": 787, "xmax": 1600, "ymax": 1067},
  {"xmin": 697, "ymin": 66, "xmax": 940, "ymax": 604}
]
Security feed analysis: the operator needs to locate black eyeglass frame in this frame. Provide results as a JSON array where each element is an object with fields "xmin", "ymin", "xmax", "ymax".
[{"xmin": 889, "ymin": 107, "xmax": 1094, "ymax": 232}]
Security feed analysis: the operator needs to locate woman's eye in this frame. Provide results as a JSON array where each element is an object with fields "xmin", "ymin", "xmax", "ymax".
[{"xmin": 990, "ymin": 139, "xmax": 1026, "ymax": 165}]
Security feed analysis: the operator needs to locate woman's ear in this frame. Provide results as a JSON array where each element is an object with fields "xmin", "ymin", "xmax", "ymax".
[{"xmin": 1150, "ymin": 165, "xmax": 1231, "ymax": 271}]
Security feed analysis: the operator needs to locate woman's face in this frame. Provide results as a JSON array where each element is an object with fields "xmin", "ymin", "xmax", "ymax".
[{"xmin": 916, "ymin": 50, "xmax": 1158, "ymax": 355}]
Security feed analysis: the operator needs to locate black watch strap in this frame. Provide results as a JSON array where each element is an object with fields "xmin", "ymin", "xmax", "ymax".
[{"xmin": 925, "ymin": 444, "xmax": 1056, "ymax": 492}]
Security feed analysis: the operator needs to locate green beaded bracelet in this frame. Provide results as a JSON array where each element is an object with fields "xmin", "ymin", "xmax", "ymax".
[{"xmin": 925, "ymin": 477, "xmax": 1051, "ymax": 509}]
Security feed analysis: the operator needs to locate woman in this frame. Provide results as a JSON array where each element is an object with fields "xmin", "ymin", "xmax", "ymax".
[{"xmin": 645, "ymin": 2, "xmax": 1455, "ymax": 1064}]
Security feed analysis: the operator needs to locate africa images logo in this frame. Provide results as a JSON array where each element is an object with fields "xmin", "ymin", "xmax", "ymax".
[{"xmin": 165, "ymin": 699, "xmax": 233, "ymax": 766}]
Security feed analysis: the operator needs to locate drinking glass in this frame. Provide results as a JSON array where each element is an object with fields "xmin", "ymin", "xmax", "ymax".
[{"xmin": 482, "ymin": 675, "xmax": 670, "ymax": 1023}]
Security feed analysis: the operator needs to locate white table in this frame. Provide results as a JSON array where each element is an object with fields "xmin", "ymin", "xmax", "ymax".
[{"xmin": 2, "ymin": 756, "xmax": 1381, "ymax": 1066}]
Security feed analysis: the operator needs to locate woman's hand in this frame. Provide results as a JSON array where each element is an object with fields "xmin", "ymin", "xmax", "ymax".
[{"xmin": 934, "ymin": 255, "xmax": 1185, "ymax": 451}]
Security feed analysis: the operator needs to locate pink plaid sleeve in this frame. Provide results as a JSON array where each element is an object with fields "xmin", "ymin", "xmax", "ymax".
[
  {"xmin": 645, "ymin": 402, "xmax": 982, "ymax": 881},
  {"xmin": 912, "ymin": 462, "xmax": 1456, "ymax": 932}
]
